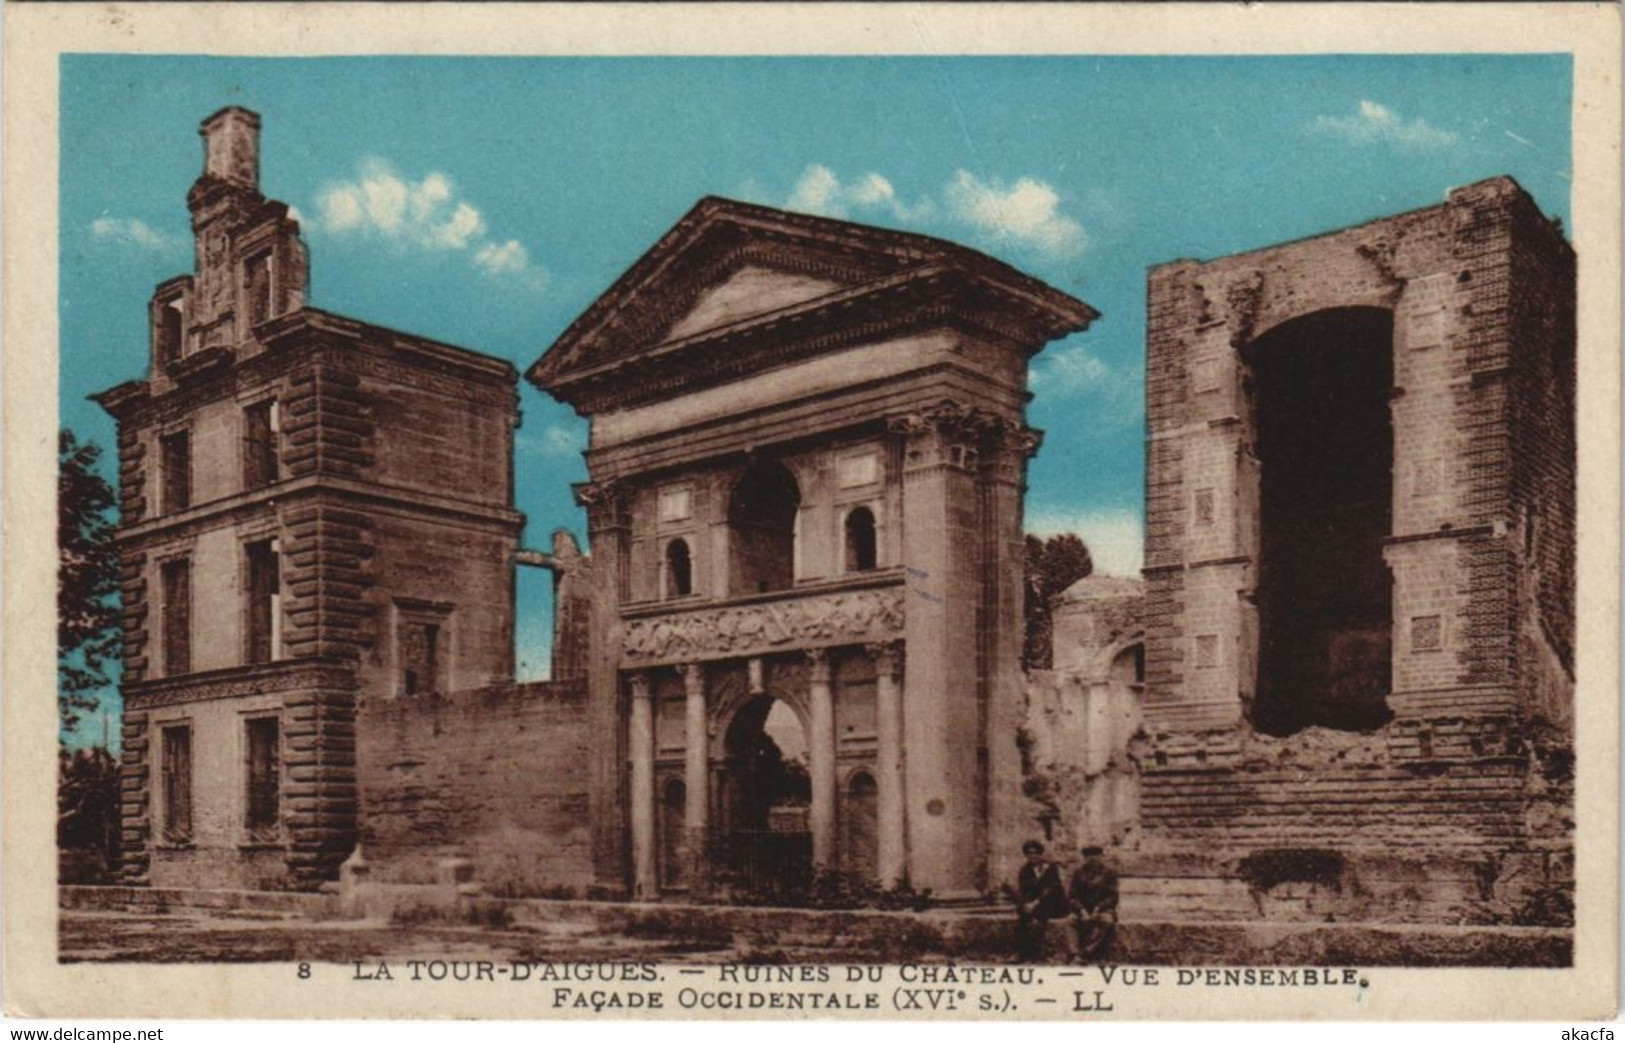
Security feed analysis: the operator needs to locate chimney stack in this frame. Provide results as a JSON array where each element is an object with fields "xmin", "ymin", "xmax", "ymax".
[{"xmin": 199, "ymin": 106, "xmax": 260, "ymax": 191}]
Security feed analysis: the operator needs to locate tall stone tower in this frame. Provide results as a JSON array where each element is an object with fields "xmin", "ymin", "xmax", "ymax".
[
  {"xmin": 1133, "ymin": 177, "xmax": 1575, "ymax": 921},
  {"xmin": 529, "ymin": 199, "xmax": 1096, "ymax": 899},
  {"xmin": 94, "ymin": 108, "xmax": 523, "ymax": 891}
]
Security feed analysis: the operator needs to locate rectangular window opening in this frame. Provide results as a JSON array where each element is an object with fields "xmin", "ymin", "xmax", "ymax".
[
  {"xmin": 161, "ymin": 431, "xmax": 191, "ymax": 514},
  {"xmin": 243, "ymin": 399, "xmax": 279, "ymax": 489},
  {"xmin": 157, "ymin": 301, "xmax": 184, "ymax": 369},
  {"xmin": 245, "ymin": 252, "xmax": 273, "ymax": 328},
  {"xmin": 161, "ymin": 558, "xmax": 192, "ymax": 676},
  {"xmin": 244, "ymin": 717, "xmax": 281, "ymax": 842},
  {"xmin": 161, "ymin": 725, "xmax": 193, "ymax": 844},
  {"xmin": 399, "ymin": 611, "xmax": 447, "ymax": 697},
  {"xmin": 246, "ymin": 539, "xmax": 281, "ymax": 665}
]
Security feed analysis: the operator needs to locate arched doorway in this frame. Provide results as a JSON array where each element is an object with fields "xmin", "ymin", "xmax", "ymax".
[
  {"xmin": 728, "ymin": 463, "xmax": 800, "ymax": 594},
  {"xmin": 842, "ymin": 771, "xmax": 879, "ymax": 883},
  {"xmin": 659, "ymin": 777, "xmax": 687, "ymax": 890},
  {"xmin": 718, "ymin": 697, "xmax": 812, "ymax": 896},
  {"xmin": 1250, "ymin": 307, "xmax": 1394, "ymax": 736}
]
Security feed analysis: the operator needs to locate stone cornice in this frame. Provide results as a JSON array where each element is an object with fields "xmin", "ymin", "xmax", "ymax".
[
  {"xmin": 125, "ymin": 656, "xmax": 354, "ymax": 711},
  {"xmin": 91, "ymin": 380, "xmax": 152, "ymax": 418},
  {"xmin": 262, "ymin": 308, "xmax": 516, "ymax": 385},
  {"xmin": 542, "ymin": 273, "xmax": 1086, "ymax": 416},
  {"xmin": 114, "ymin": 473, "xmax": 523, "ymax": 547},
  {"xmin": 583, "ymin": 361, "xmax": 1025, "ymax": 481},
  {"xmin": 1382, "ymin": 525, "xmax": 1496, "ymax": 547}
]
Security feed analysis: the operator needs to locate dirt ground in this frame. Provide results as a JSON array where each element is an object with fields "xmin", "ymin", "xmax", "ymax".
[{"xmin": 57, "ymin": 907, "xmax": 832, "ymax": 965}]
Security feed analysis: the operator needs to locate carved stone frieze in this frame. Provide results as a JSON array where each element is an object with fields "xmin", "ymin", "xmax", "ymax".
[{"xmin": 621, "ymin": 586, "xmax": 905, "ymax": 666}]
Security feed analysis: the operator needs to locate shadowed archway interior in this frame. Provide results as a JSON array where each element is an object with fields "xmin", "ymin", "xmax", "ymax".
[
  {"xmin": 718, "ymin": 696, "xmax": 811, "ymax": 894},
  {"xmin": 728, "ymin": 463, "xmax": 801, "ymax": 594},
  {"xmin": 1250, "ymin": 307, "xmax": 1395, "ymax": 736}
]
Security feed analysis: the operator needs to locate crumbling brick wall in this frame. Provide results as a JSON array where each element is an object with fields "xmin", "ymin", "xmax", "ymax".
[{"xmin": 356, "ymin": 680, "xmax": 594, "ymax": 896}]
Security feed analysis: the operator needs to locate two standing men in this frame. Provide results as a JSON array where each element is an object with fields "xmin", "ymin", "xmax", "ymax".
[{"xmin": 1014, "ymin": 840, "xmax": 1118, "ymax": 963}]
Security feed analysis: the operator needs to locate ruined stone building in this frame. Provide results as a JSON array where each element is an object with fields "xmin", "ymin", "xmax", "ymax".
[
  {"xmin": 93, "ymin": 110, "xmax": 1574, "ymax": 929},
  {"xmin": 1053, "ymin": 179, "xmax": 1575, "ymax": 924}
]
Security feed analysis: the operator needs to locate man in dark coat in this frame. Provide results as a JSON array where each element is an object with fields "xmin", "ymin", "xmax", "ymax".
[
  {"xmin": 1014, "ymin": 840, "xmax": 1071, "ymax": 962},
  {"xmin": 1069, "ymin": 845, "xmax": 1120, "ymax": 962}
]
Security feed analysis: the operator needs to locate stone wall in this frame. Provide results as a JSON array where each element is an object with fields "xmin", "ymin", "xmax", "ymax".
[
  {"xmin": 1018, "ymin": 577, "xmax": 1147, "ymax": 862},
  {"xmin": 355, "ymin": 680, "xmax": 594, "ymax": 896}
]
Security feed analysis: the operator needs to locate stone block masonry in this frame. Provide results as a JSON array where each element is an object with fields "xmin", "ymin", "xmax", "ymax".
[
  {"xmin": 95, "ymin": 107, "xmax": 525, "ymax": 893},
  {"xmin": 355, "ymin": 680, "xmax": 594, "ymax": 896}
]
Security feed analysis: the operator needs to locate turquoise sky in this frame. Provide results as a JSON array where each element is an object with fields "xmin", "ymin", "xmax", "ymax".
[{"xmin": 60, "ymin": 54, "xmax": 1572, "ymax": 746}]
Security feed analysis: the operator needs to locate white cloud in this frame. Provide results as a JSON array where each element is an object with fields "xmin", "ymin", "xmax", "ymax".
[
  {"xmin": 943, "ymin": 171, "xmax": 1087, "ymax": 259},
  {"xmin": 1312, "ymin": 100, "xmax": 1458, "ymax": 150},
  {"xmin": 772, "ymin": 164, "xmax": 1086, "ymax": 261},
  {"xmin": 89, "ymin": 217, "xmax": 175, "ymax": 251},
  {"xmin": 784, "ymin": 164, "xmax": 934, "ymax": 223},
  {"xmin": 1026, "ymin": 507, "xmax": 1143, "ymax": 578},
  {"xmin": 1031, "ymin": 344, "xmax": 1109, "ymax": 393},
  {"xmin": 1029, "ymin": 340, "xmax": 1143, "ymax": 428},
  {"xmin": 315, "ymin": 158, "xmax": 543, "ymax": 287},
  {"xmin": 474, "ymin": 239, "xmax": 529, "ymax": 275}
]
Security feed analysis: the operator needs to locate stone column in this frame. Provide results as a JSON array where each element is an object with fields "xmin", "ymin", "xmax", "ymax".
[
  {"xmin": 806, "ymin": 648, "xmax": 837, "ymax": 870},
  {"xmin": 627, "ymin": 672, "xmax": 657, "ymax": 900},
  {"xmin": 680, "ymin": 662, "xmax": 709, "ymax": 892},
  {"xmin": 892, "ymin": 402, "xmax": 987, "ymax": 899},
  {"xmin": 869, "ymin": 641, "xmax": 907, "ymax": 886}
]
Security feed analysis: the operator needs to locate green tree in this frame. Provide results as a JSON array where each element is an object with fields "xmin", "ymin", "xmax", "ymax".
[
  {"xmin": 58, "ymin": 745, "xmax": 122, "ymax": 882},
  {"xmin": 1023, "ymin": 532, "xmax": 1093, "ymax": 670},
  {"xmin": 59, "ymin": 428, "xmax": 120, "ymax": 732}
]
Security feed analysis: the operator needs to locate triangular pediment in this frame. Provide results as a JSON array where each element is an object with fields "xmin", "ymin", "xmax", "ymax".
[
  {"xmin": 528, "ymin": 197, "xmax": 1098, "ymax": 412},
  {"xmin": 664, "ymin": 264, "xmax": 848, "ymax": 342}
]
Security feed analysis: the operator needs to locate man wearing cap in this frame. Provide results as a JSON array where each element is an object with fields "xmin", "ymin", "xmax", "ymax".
[
  {"xmin": 1069, "ymin": 845, "xmax": 1120, "ymax": 962},
  {"xmin": 1013, "ymin": 840, "xmax": 1072, "ymax": 962}
]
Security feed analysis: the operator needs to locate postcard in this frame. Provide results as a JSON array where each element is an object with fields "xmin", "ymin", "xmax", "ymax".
[{"xmin": 5, "ymin": 1, "xmax": 1619, "ymax": 1022}]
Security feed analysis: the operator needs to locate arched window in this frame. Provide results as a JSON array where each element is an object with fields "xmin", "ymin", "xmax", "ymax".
[
  {"xmin": 1109, "ymin": 642, "xmax": 1145, "ymax": 689},
  {"xmin": 728, "ymin": 462, "xmax": 800, "ymax": 594},
  {"xmin": 844, "ymin": 506, "xmax": 877, "ymax": 573},
  {"xmin": 665, "ymin": 538, "xmax": 693, "ymax": 598}
]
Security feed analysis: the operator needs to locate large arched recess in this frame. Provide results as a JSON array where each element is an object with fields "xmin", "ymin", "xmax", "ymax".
[
  {"xmin": 1247, "ymin": 306, "xmax": 1395, "ymax": 736},
  {"xmin": 728, "ymin": 462, "xmax": 801, "ymax": 595}
]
